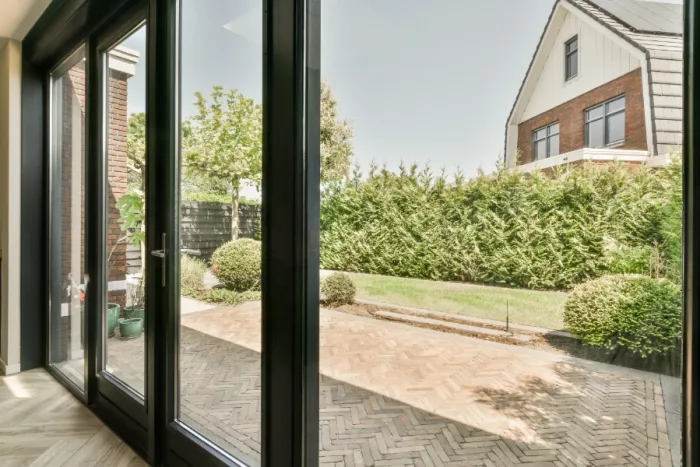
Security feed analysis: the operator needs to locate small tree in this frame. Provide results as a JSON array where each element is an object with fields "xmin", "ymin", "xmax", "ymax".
[
  {"xmin": 127, "ymin": 112, "xmax": 146, "ymax": 192},
  {"xmin": 183, "ymin": 86, "xmax": 262, "ymax": 240},
  {"xmin": 321, "ymin": 81, "xmax": 354, "ymax": 183},
  {"xmin": 124, "ymin": 113, "xmax": 147, "ymax": 277}
]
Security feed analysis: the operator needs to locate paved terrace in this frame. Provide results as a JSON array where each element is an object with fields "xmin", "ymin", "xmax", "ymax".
[{"xmin": 104, "ymin": 301, "xmax": 680, "ymax": 467}]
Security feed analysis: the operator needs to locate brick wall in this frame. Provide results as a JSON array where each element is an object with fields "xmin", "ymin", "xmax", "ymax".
[
  {"xmin": 60, "ymin": 63, "xmax": 86, "ymax": 305},
  {"xmin": 517, "ymin": 69, "xmax": 648, "ymax": 165},
  {"xmin": 106, "ymin": 70, "xmax": 129, "ymax": 308},
  {"xmin": 57, "ymin": 65, "xmax": 129, "ymax": 360}
]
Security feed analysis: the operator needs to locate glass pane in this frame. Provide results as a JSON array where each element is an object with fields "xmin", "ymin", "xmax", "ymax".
[
  {"xmin": 49, "ymin": 47, "xmax": 86, "ymax": 389},
  {"xmin": 534, "ymin": 128, "xmax": 547, "ymax": 140},
  {"xmin": 535, "ymin": 139, "xmax": 547, "ymax": 160},
  {"xmin": 566, "ymin": 37, "xmax": 578, "ymax": 53},
  {"xmin": 178, "ymin": 0, "xmax": 262, "ymax": 463},
  {"xmin": 548, "ymin": 133, "xmax": 560, "ymax": 156},
  {"xmin": 566, "ymin": 51, "xmax": 578, "ymax": 79},
  {"xmin": 607, "ymin": 110, "xmax": 625, "ymax": 144},
  {"xmin": 103, "ymin": 24, "xmax": 147, "ymax": 397},
  {"xmin": 548, "ymin": 122, "xmax": 559, "ymax": 135},
  {"xmin": 607, "ymin": 95, "xmax": 626, "ymax": 114},
  {"xmin": 587, "ymin": 104, "xmax": 604, "ymax": 121},
  {"xmin": 587, "ymin": 119, "xmax": 605, "ymax": 148},
  {"xmin": 320, "ymin": 2, "xmax": 683, "ymax": 466}
]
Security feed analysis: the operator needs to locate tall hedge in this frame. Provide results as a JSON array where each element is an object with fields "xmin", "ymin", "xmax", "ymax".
[{"xmin": 320, "ymin": 162, "xmax": 679, "ymax": 290}]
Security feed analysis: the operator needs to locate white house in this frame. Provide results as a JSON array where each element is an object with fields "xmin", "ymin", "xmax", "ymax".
[{"xmin": 505, "ymin": 0, "xmax": 682, "ymax": 171}]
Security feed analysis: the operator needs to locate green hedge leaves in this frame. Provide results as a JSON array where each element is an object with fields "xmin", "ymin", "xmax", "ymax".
[{"xmin": 321, "ymin": 162, "xmax": 680, "ymax": 290}]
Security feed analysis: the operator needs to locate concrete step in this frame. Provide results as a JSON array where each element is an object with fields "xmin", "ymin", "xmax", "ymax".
[
  {"xmin": 359, "ymin": 299, "xmax": 572, "ymax": 338},
  {"xmin": 374, "ymin": 310, "xmax": 534, "ymax": 342}
]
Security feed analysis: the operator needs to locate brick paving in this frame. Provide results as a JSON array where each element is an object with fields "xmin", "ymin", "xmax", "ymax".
[{"xmin": 106, "ymin": 301, "xmax": 678, "ymax": 467}]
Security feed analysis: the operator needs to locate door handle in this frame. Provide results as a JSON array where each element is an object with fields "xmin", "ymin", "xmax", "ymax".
[{"xmin": 150, "ymin": 233, "xmax": 167, "ymax": 287}]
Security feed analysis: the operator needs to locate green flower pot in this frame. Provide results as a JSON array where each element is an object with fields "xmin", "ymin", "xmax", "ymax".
[
  {"xmin": 124, "ymin": 307, "xmax": 145, "ymax": 332},
  {"xmin": 119, "ymin": 318, "xmax": 143, "ymax": 339},
  {"xmin": 107, "ymin": 303, "xmax": 120, "ymax": 338}
]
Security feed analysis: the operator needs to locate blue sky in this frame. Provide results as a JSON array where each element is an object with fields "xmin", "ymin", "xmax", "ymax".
[{"xmin": 123, "ymin": 0, "xmax": 564, "ymax": 177}]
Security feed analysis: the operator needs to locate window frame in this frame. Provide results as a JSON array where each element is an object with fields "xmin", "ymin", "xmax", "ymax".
[
  {"xmin": 565, "ymin": 35, "xmax": 579, "ymax": 81},
  {"xmin": 585, "ymin": 94, "xmax": 626, "ymax": 148},
  {"xmin": 532, "ymin": 122, "xmax": 560, "ymax": 160}
]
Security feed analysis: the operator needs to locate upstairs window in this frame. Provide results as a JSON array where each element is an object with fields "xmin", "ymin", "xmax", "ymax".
[
  {"xmin": 565, "ymin": 35, "xmax": 579, "ymax": 81},
  {"xmin": 533, "ymin": 122, "xmax": 560, "ymax": 160},
  {"xmin": 585, "ymin": 95, "xmax": 626, "ymax": 148}
]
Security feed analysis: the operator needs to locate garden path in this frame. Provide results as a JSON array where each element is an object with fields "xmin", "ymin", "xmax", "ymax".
[{"xmin": 107, "ymin": 301, "xmax": 680, "ymax": 467}]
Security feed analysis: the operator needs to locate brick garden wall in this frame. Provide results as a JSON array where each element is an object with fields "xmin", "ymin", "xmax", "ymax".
[{"xmin": 517, "ymin": 69, "xmax": 648, "ymax": 165}]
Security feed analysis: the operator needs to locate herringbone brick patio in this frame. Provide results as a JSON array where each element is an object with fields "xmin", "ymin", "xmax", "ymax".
[{"xmin": 106, "ymin": 302, "xmax": 676, "ymax": 467}]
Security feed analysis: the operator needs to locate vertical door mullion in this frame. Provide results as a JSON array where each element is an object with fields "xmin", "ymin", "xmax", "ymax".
[
  {"xmin": 147, "ymin": 0, "xmax": 179, "ymax": 464},
  {"xmin": 261, "ymin": 0, "xmax": 320, "ymax": 465},
  {"xmin": 684, "ymin": 0, "xmax": 699, "ymax": 464},
  {"xmin": 85, "ymin": 36, "xmax": 106, "ymax": 406}
]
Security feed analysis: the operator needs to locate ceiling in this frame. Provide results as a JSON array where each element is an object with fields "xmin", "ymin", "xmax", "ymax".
[{"xmin": 0, "ymin": 0, "xmax": 51, "ymax": 42}]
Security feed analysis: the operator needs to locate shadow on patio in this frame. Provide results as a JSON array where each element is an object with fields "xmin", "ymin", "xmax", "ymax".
[{"xmin": 105, "ymin": 302, "xmax": 675, "ymax": 467}]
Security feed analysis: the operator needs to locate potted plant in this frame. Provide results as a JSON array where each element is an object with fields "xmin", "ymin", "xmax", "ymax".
[
  {"xmin": 120, "ymin": 274, "xmax": 145, "ymax": 339},
  {"xmin": 107, "ymin": 303, "xmax": 121, "ymax": 337}
]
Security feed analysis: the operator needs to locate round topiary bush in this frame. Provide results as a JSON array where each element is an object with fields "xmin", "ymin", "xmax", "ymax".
[
  {"xmin": 564, "ymin": 274, "xmax": 682, "ymax": 357},
  {"xmin": 211, "ymin": 239, "xmax": 262, "ymax": 292},
  {"xmin": 321, "ymin": 272, "xmax": 356, "ymax": 306}
]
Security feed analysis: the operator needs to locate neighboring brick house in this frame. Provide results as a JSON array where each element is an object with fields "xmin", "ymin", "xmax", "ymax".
[
  {"xmin": 58, "ymin": 47, "xmax": 138, "ymax": 360},
  {"xmin": 504, "ymin": 0, "xmax": 682, "ymax": 172}
]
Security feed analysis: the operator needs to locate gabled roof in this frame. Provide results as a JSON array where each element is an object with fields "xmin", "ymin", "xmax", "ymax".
[
  {"xmin": 505, "ymin": 0, "xmax": 683, "ymax": 163},
  {"xmin": 585, "ymin": 0, "xmax": 682, "ymax": 35}
]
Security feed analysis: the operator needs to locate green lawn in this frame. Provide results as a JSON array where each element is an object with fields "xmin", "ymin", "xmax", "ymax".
[{"xmin": 346, "ymin": 272, "xmax": 569, "ymax": 330}]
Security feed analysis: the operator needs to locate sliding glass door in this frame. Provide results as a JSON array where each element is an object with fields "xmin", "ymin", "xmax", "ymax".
[{"xmin": 38, "ymin": 0, "xmax": 319, "ymax": 456}]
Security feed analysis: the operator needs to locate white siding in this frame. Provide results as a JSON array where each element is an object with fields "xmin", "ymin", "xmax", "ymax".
[{"xmin": 520, "ymin": 9, "xmax": 642, "ymax": 122}]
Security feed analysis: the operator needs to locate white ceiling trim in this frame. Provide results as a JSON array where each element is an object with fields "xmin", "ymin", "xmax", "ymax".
[{"xmin": 0, "ymin": 0, "xmax": 51, "ymax": 41}]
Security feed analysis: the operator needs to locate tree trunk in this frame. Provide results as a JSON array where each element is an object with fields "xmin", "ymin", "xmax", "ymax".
[{"xmin": 231, "ymin": 184, "xmax": 240, "ymax": 240}]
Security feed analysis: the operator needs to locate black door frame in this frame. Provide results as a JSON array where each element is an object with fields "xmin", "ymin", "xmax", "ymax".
[
  {"xmin": 21, "ymin": 0, "xmax": 320, "ymax": 465},
  {"xmin": 684, "ymin": 0, "xmax": 700, "ymax": 465}
]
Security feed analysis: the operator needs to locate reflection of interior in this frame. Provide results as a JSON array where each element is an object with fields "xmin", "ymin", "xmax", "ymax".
[{"xmin": 54, "ymin": 47, "xmax": 140, "ymax": 376}]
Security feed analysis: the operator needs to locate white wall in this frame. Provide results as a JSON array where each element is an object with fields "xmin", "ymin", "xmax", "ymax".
[
  {"xmin": 0, "ymin": 40, "xmax": 22, "ymax": 375},
  {"xmin": 520, "ymin": 8, "xmax": 642, "ymax": 122}
]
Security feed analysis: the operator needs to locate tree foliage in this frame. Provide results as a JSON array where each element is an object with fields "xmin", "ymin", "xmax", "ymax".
[
  {"xmin": 126, "ymin": 82, "xmax": 355, "ymax": 231},
  {"xmin": 127, "ymin": 112, "xmax": 146, "ymax": 191},
  {"xmin": 320, "ymin": 162, "xmax": 680, "ymax": 290},
  {"xmin": 183, "ymin": 87, "xmax": 263, "ymax": 239},
  {"xmin": 184, "ymin": 87, "xmax": 263, "ymax": 187},
  {"xmin": 321, "ymin": 81, "xmax": 354, "ymax": 182}
]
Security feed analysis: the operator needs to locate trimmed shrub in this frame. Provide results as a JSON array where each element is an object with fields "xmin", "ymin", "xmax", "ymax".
[
  {"xmin": 211, "ymin": 239, "xmax": 262, "ymax": 291},
  {"xmin": 321, "ymin": 272, "xmax": 356, "ymax": 306},
  {"xmin": 321, "ymin": 162, "xmax": 679, "ymax": 290},
  {"xmin": 181, "ymin": 255, "xmax": 206, "ymax": 291},
  {"xmin": 564, "ymin": 275, "xmax": 682, "ymax": 357},
  {"xmin": 194, "ymin": 288, "xmax": 261, "ymax": 306}
]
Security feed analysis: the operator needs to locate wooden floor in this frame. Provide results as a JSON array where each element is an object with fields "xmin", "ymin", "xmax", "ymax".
[{"xmin": 0, "ymin": 369, "xmax": 146, "ymax": 467}]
